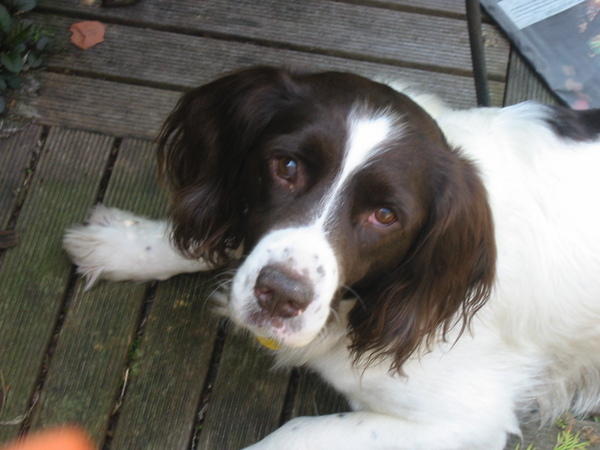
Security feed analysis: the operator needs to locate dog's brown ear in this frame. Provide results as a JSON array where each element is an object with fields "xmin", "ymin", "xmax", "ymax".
[
  {"xmin": 349, "ymin": 151, "xmax": 496, "ymax": 372},
  {"xmin": 157, "ymin": 66, "xmax": 303, "ymax": 265}
]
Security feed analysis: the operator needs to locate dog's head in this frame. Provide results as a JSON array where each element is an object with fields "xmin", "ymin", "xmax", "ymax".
[{"xmin": 158, "ymin": 66, "xmax": 496, "ymax": 369}]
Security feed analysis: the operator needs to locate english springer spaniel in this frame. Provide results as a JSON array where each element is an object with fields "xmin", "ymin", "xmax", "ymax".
[{"xmin": 63, "ymin": 67, "xmax": 600, "ymax": 449}]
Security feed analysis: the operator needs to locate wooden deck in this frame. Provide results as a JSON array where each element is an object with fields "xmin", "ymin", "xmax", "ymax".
[{"xmin": 0, "ymin": 1, "xmax": 598, "ymax": 449}]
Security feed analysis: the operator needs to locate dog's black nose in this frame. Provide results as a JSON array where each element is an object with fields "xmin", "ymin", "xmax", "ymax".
[{"xmin": 254, "ymin": 265, "xmax": 313, "ymax": 318}]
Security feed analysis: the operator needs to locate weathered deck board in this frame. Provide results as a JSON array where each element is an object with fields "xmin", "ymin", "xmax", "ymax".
[
  {"xmin": 27, "ymin": 138, "xmax": 166, "ymax": 443},
  {"xmin": 197, "ymin": 330, "xmax": 290, "ymax": 449},
  {"xmin": 28, "ymin": 73, "xmax": 179, "ymax": 140},
  {"xmin": 109, "ymin": 273, "xmax": 221, "ymax": 449},
  {"xmin": 24, "ymin": 9, "xmax": 508, "ymax": 142},
  {"xmin": 29, "ymin": 282, "xmax": 147, "ymax": 442},
  {"xmin": 291, "ymin": 370, "xmax": 349, "ymax": 419},
  {"xmin": 20, "ymin": 12, "xmax": 510, "ymax": 141},
  {"xmin": 0, "ymin": 129, "xmax": 113, "ymax": 442},
  {"xmin": 35, "ymin": 14, "xmax": 505, "ymax": 109},
  {"xmin": 0, "ymin": 125, "xmax": 41, "ymax": 228},
  {"xmin": 343, "ymin": 0, "xmax": 466, "ymax": 16},
  {"xmin": 38, "ymin": 0, "xmax": 509, "ymax": 78},
  {"xmin": 27, "ymin": 68, "xmax": 500, "ymax": 144}
]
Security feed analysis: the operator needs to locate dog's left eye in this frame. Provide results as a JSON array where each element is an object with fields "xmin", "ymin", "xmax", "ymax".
[
  {"xmin": 269, "ymin": 156, "xmax": 303, "ymax": 192},
  {"xmin": 275, "ymin": 157, "xmax": 298, "ymax": 180}
]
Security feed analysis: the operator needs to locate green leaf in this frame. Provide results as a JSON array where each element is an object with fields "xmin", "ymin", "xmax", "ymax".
[
  {"xmin": 35, "ymin": 34, "xmax": 50, "ymax": 52},
  {"xmin": 0, "ymin": 76, "xmax": 7, "ymax": 91},
  {"xmin": 5, "ymin": 73, "xmax": 23, "ymax": 89},
  {"xmin": 5, "ymin": 21, "xmax": 33, "ymax": 48},
  {"xmin": 27, "ymin": 51, "xmax": 44, "ymax": 68},
  {"xmin": 0, "ymin": 96, "xmax": 7, "ymax": 115},
  {"xmin": 0, "ymin": 4, "xmax": 13, "ymax": 34},
  {"xmin": 1, "ymin": 51, "xmax": 24, "ymax": 73}
]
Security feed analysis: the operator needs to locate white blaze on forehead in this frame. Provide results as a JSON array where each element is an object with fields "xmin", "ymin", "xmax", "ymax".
[
  {"xmin": 317, "ymin": 113, "xmax": 392, "ymax": 226},
  {"xmin": 342, "ymin": 115, "xmax": 392, "ymax": 181}
]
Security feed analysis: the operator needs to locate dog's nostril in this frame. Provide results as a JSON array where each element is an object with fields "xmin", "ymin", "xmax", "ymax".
[
  {"xmin": 254, "ymin": 265, "xmax": 313, "ymax": 318},
  {"xmin": 255, "ymin": 286, "xmax": 274, "ymax": 310}
]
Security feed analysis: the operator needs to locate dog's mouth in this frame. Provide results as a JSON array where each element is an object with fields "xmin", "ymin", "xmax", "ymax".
[
  {"xmin": 241, "ymin": 291, "xmax": 327, "ymax": 348},
  {"xmin": 231, "ymin": 278, "xmax": 356, "ymax": 350}
]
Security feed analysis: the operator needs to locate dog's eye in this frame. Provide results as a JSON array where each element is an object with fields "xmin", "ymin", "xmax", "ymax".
[
  {"xmin": 370, "ymin": 207, "xmax": 397, "ymax": 226},
  {"xmin": 269, "ymin": 156, "xmax": 305, "ymax": 192},
  {"xmin": 275, "ymin": 157, "xmax": 298, "ymax": 180}
]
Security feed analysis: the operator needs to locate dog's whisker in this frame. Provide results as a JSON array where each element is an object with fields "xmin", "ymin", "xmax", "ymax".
[{"xmin": 340, "ymin": 284, "xmax": 366, "ymax": 310}]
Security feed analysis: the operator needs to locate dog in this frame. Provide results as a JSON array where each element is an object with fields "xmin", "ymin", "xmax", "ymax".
[{"xmin": 64, "ymin": 66, "xmax": 600, "ymax": 449}]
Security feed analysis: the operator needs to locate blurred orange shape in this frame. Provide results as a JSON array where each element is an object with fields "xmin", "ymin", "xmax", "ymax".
[
  {"xmin": 0, "ymin": 427, "xmax": 95, "ymax": 450},
  {"xmin": 70, "ymin": 21, "xmax": 106, "ymax": 50}
]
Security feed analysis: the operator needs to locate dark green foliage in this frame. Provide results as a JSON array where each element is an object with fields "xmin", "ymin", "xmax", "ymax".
[{"xmin": 0, "ymin": 0, "xmax": 50, "ymax": 114}]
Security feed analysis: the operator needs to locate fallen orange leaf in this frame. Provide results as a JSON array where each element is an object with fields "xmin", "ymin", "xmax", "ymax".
[{"xmin": 69, "ymin": 21, "xmax": 106, "ymax": 50}]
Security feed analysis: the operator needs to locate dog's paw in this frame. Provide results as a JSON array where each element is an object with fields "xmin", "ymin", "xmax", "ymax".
[
  {"xmin": 63, "ymin": 205, "xmax": 160, "ymax": 288},
  {"xmin": 63, "ymin": 205, "xmax": 178, "ymax": 288},
  {"xmin": 78, "ymin": 204, "xmax": 143, "ymax": 229}
]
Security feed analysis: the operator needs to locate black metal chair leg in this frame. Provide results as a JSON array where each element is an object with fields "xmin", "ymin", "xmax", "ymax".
[{"xmin": 466, "ymin": 0, "xmax": 491, "ymax": 106}]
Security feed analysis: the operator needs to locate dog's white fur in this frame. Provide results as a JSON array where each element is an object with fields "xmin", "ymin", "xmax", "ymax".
[{"xmin": 64, "ymin": 86, "xmax": 600, "ymax": 449}]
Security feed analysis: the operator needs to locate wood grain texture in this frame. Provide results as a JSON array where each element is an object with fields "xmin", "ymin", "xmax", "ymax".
[
  {"xmin": 503, "ymin": 50, "xmax": 559, "ymax": 106},
  {"xmin": 26, "ymin": 66, "xmax": 501, "ymax": 143},
  {"xmin": 0, "ymin": 129, "xmax": 113, "ymax": 442},
  {"xmin": 25, "ymin": 10, "xmax": 508, "ymax": 141},
  {"xmin": 27, "ymin": 138, "xmax": 166, "ymax": 443},
  {"xmin": 28, "ymin": 282, "xmax": 148, "ymax": 441},
  {"xmin": 109, "ymin": 274, "xmax": 221, "ymax": 450},
  {"xmin": 37, "ymin": 0, "xmax": 509, "ymax": 78},
  {"xmin": 27, "ymin": 73, "xmax": 179, "ymax": 140},
  {"xmin": 0, "ymin": 126, "xmax": 42, "ymax": 227},
  {"xmin": 291, "ymin": 369, "xmax": 349, "ymax": 419},
  {"xmin": 336, "ymin": 0, "xmax": 466, "ymax": 17},
  {"xmin": 36, "ymin": 14, "xmax": 505, "ymax": 110},
  {"xmin": 197, "ymin": 330, "xmax": 290, "ymax": 449}
]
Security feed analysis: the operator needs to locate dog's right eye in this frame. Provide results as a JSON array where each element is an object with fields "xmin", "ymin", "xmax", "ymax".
[{"xmin": 367, "ymin": 207, "xmax": 398, "ymax": 228}]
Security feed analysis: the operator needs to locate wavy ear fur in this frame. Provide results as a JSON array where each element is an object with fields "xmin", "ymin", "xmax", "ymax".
[
  {"xmin": 349, "ymin": 150, "xmax": 496, "ymax": 372},
  {"xmin": 157, "ymin": 67, "xmax": 303, "ymax": 265}
]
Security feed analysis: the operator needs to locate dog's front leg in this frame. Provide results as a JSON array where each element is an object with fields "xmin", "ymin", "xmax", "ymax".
[
  {"xmin": 244, "ymin": 411, "xmax": 509, "ymax": 450},
  {"xmin": 63, "ymin": 205, "xmax": 210, "ymax": 288}
]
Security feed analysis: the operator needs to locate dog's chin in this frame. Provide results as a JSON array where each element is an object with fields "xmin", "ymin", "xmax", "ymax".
[
  {"xmin": 257, "ymin": 329, "xmax": 319, "ymax": 349},
  {"xmin": 233, "ymin": 307, "xmax": 328, "ymax": 349}
]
